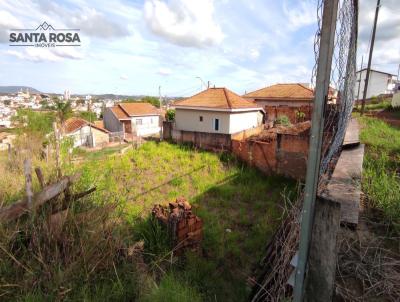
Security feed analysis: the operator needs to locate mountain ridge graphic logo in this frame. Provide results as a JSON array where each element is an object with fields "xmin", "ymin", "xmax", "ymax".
[{"xmin": 35, "ymin": 22, "xmax": 55, "ymax": 31}]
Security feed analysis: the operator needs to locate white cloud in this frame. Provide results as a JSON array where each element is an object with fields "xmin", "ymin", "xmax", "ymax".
[
  {"xmin": 66, "ymin": 7, "xmax": 130, "ymax": 39},
  {"xmin": 5, "ymin": 47, "xmax": 84, "ymax": 62},
  {"xmin": 357, "ymin": 0, "xmax": 400, "ymax": 73},
  {"xmin": 143, "ymin": 0, "xmax": 223, "ymax": 47},
  {"xmin": 120, "ymin": 74, "xmax": 128, "ymax": 80},
  {"xmin": 0, "ymin": 10, "xmax": 24, "ymax": 42},
  {"xmin": 157, "ymin": 67, "xmax": 172, "ymax": 76},
  {"xmin": 249, "ymin": 48, "xmax": 260, "ymax": 60},
  {"xmin": 283, "ymin": 0, "xmax": 315, "ymax": 30}
]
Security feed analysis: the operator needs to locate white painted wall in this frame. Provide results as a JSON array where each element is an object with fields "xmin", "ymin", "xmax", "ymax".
[
  {"xmin": 66, "ymin": 125, "xmax": 92, "ymax": 147},
  {"xmin": 175, "ymin": 108, "xmax": 262, "ymax": 134},
  {"xmin": 354, "ymin": 70, "xmax": 394, "ymax": 99},
  {"xmin": 229, "ymin": 111, "xmax": 262, "ymax": 134},
  {"xmin": 175, "ymin": 109, "xmax": 230, "ymax": 134},
  {"xmin": 131, "ymin": 115, "xmax": 161, "ymax": 136}
]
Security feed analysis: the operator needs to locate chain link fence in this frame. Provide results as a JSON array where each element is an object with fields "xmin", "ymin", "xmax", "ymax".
[{"xmin": 249, "ymin": 0, "xmax": 358, "ymax": 300}]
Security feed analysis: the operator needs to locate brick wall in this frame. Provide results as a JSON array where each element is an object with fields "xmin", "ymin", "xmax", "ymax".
[
  {"xmin": 265, "ymin": 105, "xmax": 312, "ymax": 124},
  {"xmin": 232, "ymin": 130, "xmax": 309, "ymax": 180}
]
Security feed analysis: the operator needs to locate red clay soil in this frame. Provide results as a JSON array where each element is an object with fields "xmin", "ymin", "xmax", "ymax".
[{"xmin": 366, "ymin": 109, "xmax": 400, "ymax": 127}]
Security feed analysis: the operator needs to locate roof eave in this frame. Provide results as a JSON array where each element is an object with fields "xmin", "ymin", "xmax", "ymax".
[{"xmin": 174, "ymin": 105, "xmax": 264, "ymax": 112}]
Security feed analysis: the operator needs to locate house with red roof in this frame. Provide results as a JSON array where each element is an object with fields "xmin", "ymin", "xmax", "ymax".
[
  {"xmin": 103, "ymin": 102, "xmax": 161, "ymax": 138},
  {"xmin": 170, "ymin": 87, "xmax": 264, "ymax": 149},
  {"xmin": 61, "ymin": 117, "xmax": 110, "ymax": 148},
  {"xmin": 243, "ymin": 83, "xmax": 315, "ymax": 124}
]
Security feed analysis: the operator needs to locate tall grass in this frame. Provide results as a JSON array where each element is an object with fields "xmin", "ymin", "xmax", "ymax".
[
  {"xmin": 359, "ymin": 117, "xmax": 400, "ymax": 230},
  {"xmin": 1, "ymin": 140, "xmax": 295, "ymax": 301}
]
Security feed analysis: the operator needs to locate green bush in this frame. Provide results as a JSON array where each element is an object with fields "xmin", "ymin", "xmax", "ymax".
[
  {"xmin": 166, "ymin": 109, "xmax": 175, "ymax": 121},
  {"xmin": 275, "ymin": 115, "xmax": 291, "ymax": 126}
]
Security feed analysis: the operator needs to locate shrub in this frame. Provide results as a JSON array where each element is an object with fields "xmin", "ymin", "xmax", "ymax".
[
  {"xmin": 275, "ymin": 115, "xmax": 291, "ymax": 126},
  {"xmin": 166, "ymin": 109, "xmax": 175, "ymax": 121}
]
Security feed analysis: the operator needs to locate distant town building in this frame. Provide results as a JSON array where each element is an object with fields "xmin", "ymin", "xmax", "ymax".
[
  {"xmin": 354, "ymin": 69, "xmax": 397, "ymax": 100},
  {"xmin": 17, "ymin": 88, "xmax": 30, "ymax": 99},
  {"xmin": 64, "ymin": 90, "xmax": 71, "ymax": 101}
]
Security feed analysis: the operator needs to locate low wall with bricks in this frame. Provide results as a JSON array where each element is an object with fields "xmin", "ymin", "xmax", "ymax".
[
  {"xmin": 232, "ymin": 126, "xmax": 310, "ymax": 180},
  {"xmin": 170, "ymin": 125, "xmax": 264, "ymax": 151}
]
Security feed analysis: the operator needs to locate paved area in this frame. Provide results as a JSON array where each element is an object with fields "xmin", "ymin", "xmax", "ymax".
[
  {"xmin": 343, "ymin": 118, "xmax": 360, "ymax": 146},
  {"xmin": 321, "ymin": 119, "xmax": 364, "ymax": 225}
]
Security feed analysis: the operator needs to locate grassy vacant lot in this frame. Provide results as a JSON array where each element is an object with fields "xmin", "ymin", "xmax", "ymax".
[
  {"xmin": 1, "ymin": 141, "xmax": 295, "ymax": 301},
  {"xmin": 359, "ymin": 117, "xmax": 400, "ymax": 231},
  {"xmin": 75, "ymin": 142, "xmax": 295, "ymax": 301}
]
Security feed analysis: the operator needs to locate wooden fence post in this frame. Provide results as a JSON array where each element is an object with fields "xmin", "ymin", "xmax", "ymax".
[
  {"xmin": 35, "ymin": 167, "xmax": 45, "ymax": 189},
  {"xmin": 7, "ymin": 143, "xmax": 11, "ymax": 162},
  {"xmin": 304, "ymin": 197, "xmax": 341, "ymax": 301},
  {"xmin": 53, "ymin": 122, "xmax": 61, "ymax": 178},
  {"xmin": 23, "ymin": 159, "xmax": 33, "ymax": 209}
]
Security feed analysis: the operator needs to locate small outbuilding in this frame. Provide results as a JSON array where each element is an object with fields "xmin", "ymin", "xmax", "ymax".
[{"xmin": 62, "ymin": 117, "xmax": 110, "ymax": 148}]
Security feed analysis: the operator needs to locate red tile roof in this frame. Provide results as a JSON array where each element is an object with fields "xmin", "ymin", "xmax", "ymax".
[
  {"xmin": 62, "ymin": 117, "xmax": 109, "ymax": 134},
  {"xmin": 174, "ymin": 88, "xmax": 261, "ymax": 110},
  {"xmin": 62, "ymin": 117, "xmax": 87, "ymax": 134},
  {"xmin": 118, "ymin": 102, "xmax": 159, "ymax": 116},
  {"xmin": 110, "ymin": 106, "xmax": 129, "ymax": 119},
  {"xmin": 243, "ymin": 83, "xmax": 314, "ymax": 101}
]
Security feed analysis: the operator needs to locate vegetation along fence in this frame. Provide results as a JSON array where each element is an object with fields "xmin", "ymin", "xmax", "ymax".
[{"xmin": 249, "ymin": 0, "xmax": 358, "ymax": 300}]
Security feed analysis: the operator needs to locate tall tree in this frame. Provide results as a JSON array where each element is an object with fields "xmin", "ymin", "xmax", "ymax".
[{"xmin": 54, "ymin": 100, "xmax": 72, "ymax": 125}]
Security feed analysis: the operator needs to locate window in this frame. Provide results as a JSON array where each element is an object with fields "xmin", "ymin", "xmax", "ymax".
[
  {"xmin": 214, "ymin": 118, "xmax": 219, "ymax": 131},
  {"xmin": 136, "ymin": 119, "xmax": 142, "ymax": 125},
  {"xmin": 199, "ymin": 116, "xmax": 203, "ymax": 122}
]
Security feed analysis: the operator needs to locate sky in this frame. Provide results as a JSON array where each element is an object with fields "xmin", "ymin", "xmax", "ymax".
[{"xmin": 0, "ymin": 0, "xmax": 398, "ymax": 97}]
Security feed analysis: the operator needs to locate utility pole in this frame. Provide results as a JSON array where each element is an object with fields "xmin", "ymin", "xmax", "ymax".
[
  {"xmin": 360, "ymin": 0, "xmax": 381, "ymax": 116},
  {"xmin": 293, "ymin": 0, "xmax": 339, "ymax": 300},
  {"xmin": 356, "ymin": 56, "xmax": 364, "ymax": 107}
]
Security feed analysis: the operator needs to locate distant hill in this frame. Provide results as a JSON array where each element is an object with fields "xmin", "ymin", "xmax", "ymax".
[{"xmin": 0, "ymin": 86, "xmax": 41, "ymax": 94}]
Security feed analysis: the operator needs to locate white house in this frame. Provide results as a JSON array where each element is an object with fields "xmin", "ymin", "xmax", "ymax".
[
  {"xmin": 174, "ymin": 87, "xmax": 264, "ymax": 135},
  {"xmin": 103, "ymin": 102, "xmax": 161, "ymax": 138},
  {"xmin": 61, "ymin": 117, "xmax": 110, "ymax": 148},
  {"xmin": 354, "ymin": 68, "xmax": 397, "ymax": 100}
]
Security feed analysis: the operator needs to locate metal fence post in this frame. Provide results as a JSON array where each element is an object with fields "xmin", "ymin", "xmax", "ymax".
[{"xmin": 293, "ymin": 0, "xmax": 339, "ymax": 300}]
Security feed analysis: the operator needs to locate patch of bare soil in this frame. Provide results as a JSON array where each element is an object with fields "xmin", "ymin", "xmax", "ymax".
[{"xmin": 367, "ymin": 109, "xmax": 400, "ymax": 128}]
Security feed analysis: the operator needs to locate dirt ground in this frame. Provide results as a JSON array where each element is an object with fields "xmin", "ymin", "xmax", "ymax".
[{"xmin": 366, "ymin": 109, "xmax": 400, "ymax": 128}]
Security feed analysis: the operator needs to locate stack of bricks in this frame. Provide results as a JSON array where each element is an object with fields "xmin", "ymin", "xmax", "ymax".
[{"xmin": 152, "ymin": 197, "xmax": 203, "ymax": 253}]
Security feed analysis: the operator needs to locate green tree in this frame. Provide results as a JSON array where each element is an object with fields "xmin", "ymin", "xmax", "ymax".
[
  {"xmin": 54, "ymin": 100, "xmax": 72, "ymax": 124},
  {"xmin": 12, "ymin": 109, "xmax": 55, "ymax": 136},
  {"xmin": 78, "ymin": 111, "xmax": 97, "ymax": 122},
  {"xmin": 142, "ymin": 96, "xmax": 160, "ymax": 108},
  {"xmin": 123, "ymin": 96, "xmax": 161, "ymax": 108},
  {"xmin": 166, "ymin": 109, "xmax": 175, "ymax": 121}
]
